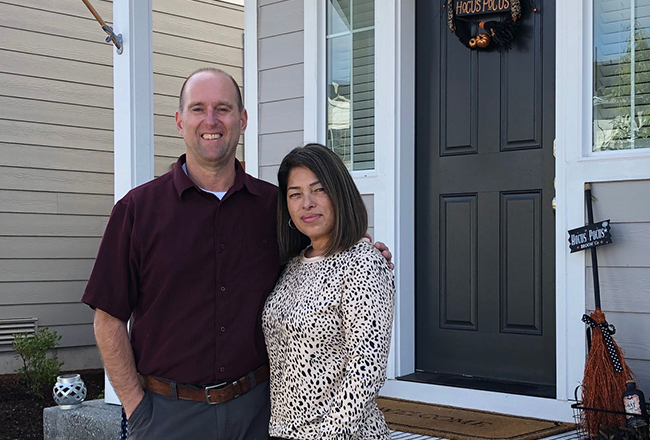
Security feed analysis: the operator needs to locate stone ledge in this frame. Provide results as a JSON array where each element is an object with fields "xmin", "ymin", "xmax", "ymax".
[{"xmin": 43, "ymin": 399, "xmax": 121, "ymax": 440}]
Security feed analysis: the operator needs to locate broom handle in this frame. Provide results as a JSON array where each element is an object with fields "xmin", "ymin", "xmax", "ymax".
[{"xmin": 585, "ymin": 184, "xmax": 602, "ymax": 310}]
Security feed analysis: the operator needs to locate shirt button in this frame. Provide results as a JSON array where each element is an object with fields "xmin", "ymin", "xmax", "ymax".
[
  {"xmin": 263, "ymin": 239, "xmax": 268, "ymax": 244},
  {"xmin": 220, "ymin": 367, "xmax": 225, "ymax": 373},
  {"xmin": 220, "ymin": 327, "xmax": 226, "ymax": 332},
  {"xmin": 221, "ymin": 286, "xmax": 226, "ymax": 292},
  {"xmin": 220, "ymin": 244, "xmax": 225, "ymax": 250}
]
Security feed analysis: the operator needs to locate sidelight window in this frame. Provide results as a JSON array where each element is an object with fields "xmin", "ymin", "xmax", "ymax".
[
  {"xmin": 593, "ymin": 0, "xmax": 650, "ymax": 152},
  {"xmin": 326, "ymin": 0, "xmax": 375, "ymax": 170}
]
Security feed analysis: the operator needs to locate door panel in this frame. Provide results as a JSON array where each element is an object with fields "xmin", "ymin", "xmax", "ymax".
[{"xmin": 415, "ymin": 0, "xmax": 556, "ymax": 390}]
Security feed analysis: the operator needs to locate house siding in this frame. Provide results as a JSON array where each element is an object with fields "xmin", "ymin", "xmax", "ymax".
[
  {"xmin": 257, "ymin": 0, "xmax": 304, "ymax": 184},
  {"xmin": 0, "ymin": 0, "xmax": 243, "ymax": 374},
  {"xmin": 254, "ymin": 0, "xmax": 375, "ymax": 238},
  {"xmin": 587, "ymin": 180, "xmax": 650, "ymax": 390}
]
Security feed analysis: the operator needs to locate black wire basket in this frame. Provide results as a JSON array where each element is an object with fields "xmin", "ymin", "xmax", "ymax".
[{"xmin": 572, "ymin": 387, "xmax": 650, "ymax": 440}]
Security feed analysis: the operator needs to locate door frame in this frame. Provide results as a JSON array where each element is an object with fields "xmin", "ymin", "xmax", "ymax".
[{"xmin": 375, "ymin": 0, "xmax": 577, "ymax": 421}]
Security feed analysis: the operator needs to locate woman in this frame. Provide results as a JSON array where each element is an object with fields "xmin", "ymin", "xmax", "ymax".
[{"xmin": 262, "ymin": 144, "xmax": 395, "ymax": 439}]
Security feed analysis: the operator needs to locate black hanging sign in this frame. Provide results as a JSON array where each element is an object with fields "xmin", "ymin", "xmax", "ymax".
[
  {"xmin": 455, "ymin": 0, "xmax": 512, "ymax": 17},
  {"xmin": 447, "ymin": 0, "xmax": 522, "ymax": 51},
  {"xmin": 568, "ymin": 220, "xmax": 613, "ymax": 253}
]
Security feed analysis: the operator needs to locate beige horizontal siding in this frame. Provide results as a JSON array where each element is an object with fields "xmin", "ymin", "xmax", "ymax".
[
  {"xmin": 0, "ymin": 191, "xmax": 112, "ymax": 216},
  {"xmin": 3, "ymin": 281, "xmax": 91, "ymax": 306},
  {"xmin": 0, "ymin": 237, "xmax": 103, "ymax": 259},
  {"xmin": 259, "ymin": 32, "xmax": 304, "ymax": 70},
  {"xmin": 0, "ymin": 260, "xmax": 96, "ymax": 283},
  {"xmin": 0, "ymin": 0, "xmax": 243, "ymax": 373},
  {"xmin": 259, "ymin": 64, "xmax": 304, "ymax": 102},
  {"xmin": 0, "ymin": 213, "xmax": 108, "ymax": 236},
  {"xmin": 0, "ymin": 119, "xmax": 112, "ymax": 152}
]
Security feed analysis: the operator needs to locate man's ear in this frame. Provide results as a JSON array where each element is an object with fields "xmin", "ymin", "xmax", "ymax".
[
  {"xmin": 175, "ymin": 111, "xmax": 183, "ymax": 135},
  {"xmin": 240, "ymin": 108, "xmax": 248, "ymax": 131}
]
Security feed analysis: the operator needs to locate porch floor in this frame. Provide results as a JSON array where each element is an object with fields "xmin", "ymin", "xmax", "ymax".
[{"xmin": 390, "ymin": 429, "xmax": 579, "ymax": 440}]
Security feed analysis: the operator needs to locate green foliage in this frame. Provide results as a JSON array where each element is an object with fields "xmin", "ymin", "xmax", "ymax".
[
  {"xmin": 12, "ymin": 327, "xmax": 64, "ymax": 398},
  {"xmin": 595, "ymin": 20, "xmax": 650, "ymax": 151}
]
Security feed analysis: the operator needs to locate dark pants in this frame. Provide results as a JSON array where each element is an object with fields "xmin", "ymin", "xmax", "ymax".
[{"xmin": 127, "ymin": 381, "xmax": 270, "ymax": 440}]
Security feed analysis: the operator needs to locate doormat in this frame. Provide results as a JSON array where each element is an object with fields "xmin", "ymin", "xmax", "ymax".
[{"xmin": 378, "ymin": 397, "xmax": 575, "ymax": 440}]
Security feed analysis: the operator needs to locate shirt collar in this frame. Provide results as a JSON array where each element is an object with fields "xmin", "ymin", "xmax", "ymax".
[{"xmin": 172, "ymin": 154, "xmax": 262, "ymax": 199}]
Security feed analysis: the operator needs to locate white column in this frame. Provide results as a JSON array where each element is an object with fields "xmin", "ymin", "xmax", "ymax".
[
  {"xmin": 244, "ymin": 0, "xmax": 259, "ymax": 176},
  {"xmin": 105, "ymin": 0, "xmax": 154, "ymax": 406}
]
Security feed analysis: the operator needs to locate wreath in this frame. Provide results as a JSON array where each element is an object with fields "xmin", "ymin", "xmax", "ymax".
[{"xmin": 446, "ymin": 0, "xmax": 521, "ymax": 51}]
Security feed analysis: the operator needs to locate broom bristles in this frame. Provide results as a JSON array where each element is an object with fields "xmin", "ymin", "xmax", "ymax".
[{"xmin": 581, "ymin": 309, "xmax": 634, "ymax": 437}]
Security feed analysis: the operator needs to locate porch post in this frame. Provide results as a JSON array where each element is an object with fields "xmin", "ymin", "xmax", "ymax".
[{"xmin": 105, "ymin": 0, "xmax": 154, "ymax": 405}]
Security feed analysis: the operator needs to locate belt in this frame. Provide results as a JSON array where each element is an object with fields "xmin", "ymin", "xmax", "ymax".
[{"xmin": 141, "ymin": 365, "xmax": 269, "ymax": 405}]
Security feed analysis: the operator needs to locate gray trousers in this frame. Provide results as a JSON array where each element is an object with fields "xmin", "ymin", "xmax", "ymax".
[{"xmin": 127, "ymin": 381, "xmax": 270, "ymax": 440}]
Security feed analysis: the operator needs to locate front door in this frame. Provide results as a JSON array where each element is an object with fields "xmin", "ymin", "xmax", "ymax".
[{"xmin": 414, "ymin": 0, "xmax": 556, "ymax": 394}]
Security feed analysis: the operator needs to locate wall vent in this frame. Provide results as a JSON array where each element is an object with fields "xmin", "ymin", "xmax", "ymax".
[{"xmin": 0, "ymin": 318, "xmax": 38, "ymax": 352}]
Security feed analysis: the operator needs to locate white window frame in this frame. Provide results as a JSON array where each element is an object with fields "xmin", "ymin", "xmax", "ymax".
[
  {"xmin": 303, "ymin": 0, "xmax": 414, "ymax": 382},
  {"xmin": 588, "ymin": 0, "xmax": 650, "ymax": 157}
]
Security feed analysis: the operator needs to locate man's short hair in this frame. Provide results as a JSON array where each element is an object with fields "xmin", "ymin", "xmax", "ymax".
[
  {"xmin": 276, "ymin": 143, "xmax": 368, "ymax": 262},
  {"xmin": 178, "ymin": 68, "xmax": 243, "ymax": 112}
]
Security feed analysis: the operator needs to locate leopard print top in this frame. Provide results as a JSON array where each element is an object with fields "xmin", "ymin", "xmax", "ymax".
[{"xmin": 262, "ymin": 239, "xmax": 394, "ymax": 439}]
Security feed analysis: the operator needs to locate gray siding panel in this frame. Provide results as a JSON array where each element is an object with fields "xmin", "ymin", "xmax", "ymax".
[
  {"xmin": 588, "ymin": 181, "xmax": 650, "ymax": 393},
  {"xmin": 628, "ymin": 359, "xmax": 650, "ymax": 392},
  {"xmin": 0, "ymin": 119, "xmax": 113, "ymax": 152},
  {"xmin": 259, "ymin": 98, "xmax": 304, "ymax": 134},
  {"xmin": 586, "ymin": 223, "xmax": 650, "ymax": 268},
  {"xmin": 257, "ymin": 0, "xmax": 304, "ymax": 183},
  {"xmin": 259, "ymin": 131, "xmax": 305, "ymax": 166},
  {"xmin": 260, "ymin": 165, "xmax": 281, "ymax": 185},
  {"xmin": 591, "ymin": 180, "xmax": 650, "ymax": 222},
  {"xmin": 586, "ymin": 267, "xmax": 650, "ymax": 312},
  {"xmin": 0, "ymin": 191, "xmax": 112, "ymax": 216},
  {"xmin": 0, "ymin": 304, "xmax": 94, "ymax": 326},
  {"xmin": 259, "ymin": 65, "xmax": 305, "ymax": 103},
  {"xmin": 259, "ymin": 32, "xmax": 304, "ymax": 70},
  {"xmin": 259, "ymin": 0, "xmax": 304, "ymax": 38}
]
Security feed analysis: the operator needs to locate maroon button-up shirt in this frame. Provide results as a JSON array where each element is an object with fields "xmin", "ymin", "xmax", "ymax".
[{"xmin": 82, "ymin": 155, "xmax": 280, "ymax": 385}]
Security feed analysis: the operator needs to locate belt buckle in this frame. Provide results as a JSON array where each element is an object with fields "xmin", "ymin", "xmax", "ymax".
[{"xmin": 204, "ymin": 382, "xmax": 228, "ymax": 405}]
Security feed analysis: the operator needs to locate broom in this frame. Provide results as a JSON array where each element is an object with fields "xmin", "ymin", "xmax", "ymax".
[{"xmin": 580, "ymin": 183, "xmax": 634, "ymax": 437}]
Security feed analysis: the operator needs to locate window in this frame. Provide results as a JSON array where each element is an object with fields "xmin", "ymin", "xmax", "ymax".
[
  {"xmin": 326, "ymin": 0, "xmax": 375, "ymax": 170},
  {"xmin": 593, "ymin": 0, "xmax": 650, "ymax": 152}
]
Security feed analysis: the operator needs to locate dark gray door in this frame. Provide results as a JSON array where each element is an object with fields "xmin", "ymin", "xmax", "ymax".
[{"xmin": 415, "ymin": 1, "xmax": 556, "ymax": 390}]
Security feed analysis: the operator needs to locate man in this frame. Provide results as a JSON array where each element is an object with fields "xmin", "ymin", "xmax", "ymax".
[{"xmin": 83, "ymin": 68, "xmax": 390, "ymax": 439}]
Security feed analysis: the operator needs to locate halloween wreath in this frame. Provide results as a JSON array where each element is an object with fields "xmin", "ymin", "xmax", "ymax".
[{"xmin": 446, "ymin": 0, "xmax": 521, "ymax": 51}]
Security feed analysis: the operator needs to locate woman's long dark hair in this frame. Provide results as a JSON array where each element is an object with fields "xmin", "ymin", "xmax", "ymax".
[{"xmin": 277, "ymin": 144, "xmax": 368, "ymax": 263}]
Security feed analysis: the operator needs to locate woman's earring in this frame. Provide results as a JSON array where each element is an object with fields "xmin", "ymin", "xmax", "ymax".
[{"xmin": 288, "ymin": 218, "xmax": 297, "ymax": 230}]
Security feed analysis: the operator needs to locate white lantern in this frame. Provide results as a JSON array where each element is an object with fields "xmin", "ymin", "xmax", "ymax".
[{"xmin": 52, "ymin": 374, "xmax": 87, "ymax": 409}]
